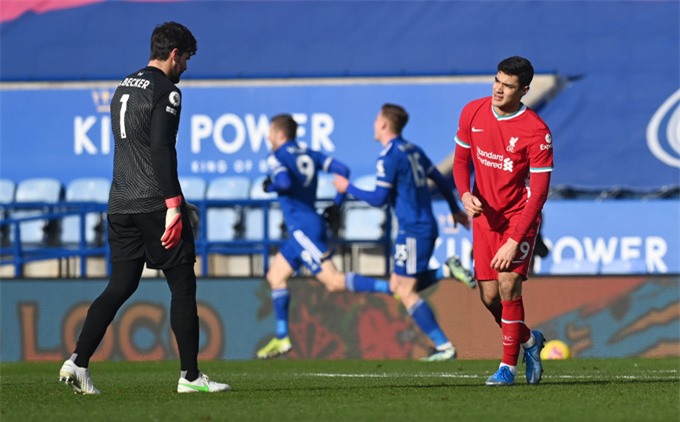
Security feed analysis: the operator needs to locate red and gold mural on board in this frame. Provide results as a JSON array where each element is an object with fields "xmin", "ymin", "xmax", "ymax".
[{"xmin": 257, "ymin": 276, "xmax": 679, "ymax": 360}]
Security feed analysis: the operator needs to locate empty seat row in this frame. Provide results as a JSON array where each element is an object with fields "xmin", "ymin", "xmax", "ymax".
[
  {"xmin": 1, "ymin": 177, "xmax": 109, "ymax": 246},
  {"xmin": 0, "ymin": 174, "xmax": 389, "ymax": 246}
]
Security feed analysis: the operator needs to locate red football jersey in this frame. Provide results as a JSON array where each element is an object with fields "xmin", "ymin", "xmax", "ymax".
[{"xmin": 455, "ymin": 96, "xmax": 553, "ymax": 231}]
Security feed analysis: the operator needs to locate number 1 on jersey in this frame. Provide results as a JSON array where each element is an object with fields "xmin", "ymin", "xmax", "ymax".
[{"xmin": 119, "ymin": 94, "xmax": 130, "ymax": 139}]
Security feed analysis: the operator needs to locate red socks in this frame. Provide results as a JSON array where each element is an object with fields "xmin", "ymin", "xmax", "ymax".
[{"xmin": 500, "ymin": 297, "xmax": 531, "ymax": 366}]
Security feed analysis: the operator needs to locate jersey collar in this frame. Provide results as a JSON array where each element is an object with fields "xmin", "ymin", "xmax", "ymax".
[
  {"xmin": 381, "ymin": 136, "xmax": 401, "ymax": 155},
  {"xmin": 491, "ymin": 102, "xmax": 527, "ymax": 121}
]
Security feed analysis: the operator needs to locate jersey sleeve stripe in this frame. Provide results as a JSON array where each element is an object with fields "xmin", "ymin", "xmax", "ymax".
[
  {"xmin": 529, "ymin": 166, "xmax": 554, "ymax": 173},
  {"xmin": 376, "ymin": 180, "xmax": 392, "ymax": 188},
  {"xmin": 454, "ymin": 136, "xmax": 470, "ymax": 148},
  {"xmin": 323, "ymin": 156, "xmax": 333, "ymax": 171}
]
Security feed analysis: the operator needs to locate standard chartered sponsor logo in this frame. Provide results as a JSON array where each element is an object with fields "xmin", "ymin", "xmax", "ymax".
[
  {"xmin": 476, "ymin": 146, "xmax": 513, "ymax": 172},
  {"xmin": 647, "ymin": 88, "xmax": 680, "ymax": 168}
]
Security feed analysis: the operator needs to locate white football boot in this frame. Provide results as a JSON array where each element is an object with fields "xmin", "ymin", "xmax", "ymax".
[
  {"xmin": 177, "ymin": 373, "xmax": 231, "ymax": 393},
  {"xmin": 59, "ymin": 359, "xmax": 101, "ymax": 395}
]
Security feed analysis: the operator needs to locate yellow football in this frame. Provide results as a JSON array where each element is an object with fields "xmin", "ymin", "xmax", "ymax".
[{"xmin": 540, "ymin": 339, "xmax": 571, "ymax": 360}]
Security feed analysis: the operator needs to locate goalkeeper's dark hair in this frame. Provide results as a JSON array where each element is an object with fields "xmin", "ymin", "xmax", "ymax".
[
  {"xmin": 381, "ymin": 103, "xmax": 409, "ymax": 135},
  {"xmin": 150, "ymin": 22, "xmax": 197, "ymax": 61},
  {"xmin": 498, "ymin": 56, "xmax": 534, "ymax": 88},
  {"xmin": 271, "ymin": 114, "xmax": 298, "ymax": 140}
]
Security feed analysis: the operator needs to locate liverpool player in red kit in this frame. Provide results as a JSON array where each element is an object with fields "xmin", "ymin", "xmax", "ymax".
[{"xmin": 453, "ymin": 56, "xmax": 552, "ymax": 386}]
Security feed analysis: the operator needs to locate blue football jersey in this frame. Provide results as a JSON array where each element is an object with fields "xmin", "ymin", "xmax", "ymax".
[
  {"xmin": 375, "ymin": 137, "xmax": 438, "ymax": 234},
  {"xmin": 267, "ymin": 141, "xmax": 333, "ymax": 232}
]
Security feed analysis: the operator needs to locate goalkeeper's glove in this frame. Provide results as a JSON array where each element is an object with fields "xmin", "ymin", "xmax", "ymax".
[
  {"xmin": 161, "ymin": 195, "xmax": 183, "ymax": 249},
  {"xmin": 186, "ymin": 201, "xmax": 199, "ymax": 229},
  {"xmin": 262, "ymin": 176, "xmax": 273, "ymax": 192}
]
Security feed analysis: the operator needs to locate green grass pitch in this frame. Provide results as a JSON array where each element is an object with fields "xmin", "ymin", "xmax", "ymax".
[{"xmin": 1, "ymin": 358, "xmax": 678, "ymax": 421}]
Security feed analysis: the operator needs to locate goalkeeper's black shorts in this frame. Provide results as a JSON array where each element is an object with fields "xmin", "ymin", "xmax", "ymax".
[{"xmin": 107, "ymin": 207, "xmax": 196, "ymax": 270}]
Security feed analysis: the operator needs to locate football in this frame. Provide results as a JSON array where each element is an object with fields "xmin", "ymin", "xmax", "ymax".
[{"xmin": 540, "ymin": 339, "xmax": 571, "ymax": 360}]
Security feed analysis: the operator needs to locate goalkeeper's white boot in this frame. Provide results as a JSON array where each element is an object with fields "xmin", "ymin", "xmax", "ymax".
[
  {"xmin": 256, "ymin": 336, "xmax": 292, "ymax": 359},
  {"xmin": 444, "ymin": 256, "xmax": 477, "ymax": 289},
  {"xmin": 177, "ymin": 373, "xmax": 231, "ymax": 393},
  {"xmin": 59, "ymin": 359, "xmax": 101, "ymax": 394}
]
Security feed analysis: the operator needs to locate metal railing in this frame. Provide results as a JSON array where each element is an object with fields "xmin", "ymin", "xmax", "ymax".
[{"xmin": 0, "ymin": 200, "xmax": 392, "ymax": 278}]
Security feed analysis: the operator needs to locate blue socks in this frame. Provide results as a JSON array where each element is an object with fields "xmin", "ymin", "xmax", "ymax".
[
  {"xmin": 345, "ymin": 272, "xmax": 390, "ymax": 294},
  {"xmin": 272, "ymin": 288, "xmax": 290, "ymax": 339},
  {"xmin": 409, "ymin": 299, "xmax": 448, "ymax": 348}
]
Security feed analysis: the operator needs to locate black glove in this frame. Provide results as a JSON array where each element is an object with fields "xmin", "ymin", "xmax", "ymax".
[
  {"xmin": 262, "ymin": 176, "xmax": 273, "ymax": 192},
  {"xmin": 185, "ymin": 202, "xmax": 199, "ymax": 229},
  {"xmin": 322, "ymin": 204, "xmax": 342, "ymax": 235}
]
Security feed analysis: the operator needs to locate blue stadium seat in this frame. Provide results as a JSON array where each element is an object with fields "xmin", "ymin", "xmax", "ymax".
[
  {"xmin": 0, "ymin": 179, "xmax": 15, "ymax": 204},
  {"xmin": 12, "ymin": 178, "xmax": 63, "ymax": 244},
  {"xmin": 244, "ymin": 176, "xmax": 284, "ymax": 241},
  {"xmin": 205, "ymin": 176, "xmax": 250, "ymax": 241},
  {"xmin": 344, "ymin": 208, "xmax": 385, "ymax": 241},
  {"xmin": 550, "ymin": 259, "xmax": 599, "ymax": 275},
  {"xmin": 343, "ymin": 174, "xmax": 385, "ymax": 241},
  {"xmin": 315, "ymin": 173, "xmax": 339, "ymax": 218},
  {"xmin": 179, "ymin": 176, "xmax": 207, "ymax": 202},
  {"xmin": 316, "ymin": 173, "xmax": 337, "ymax": 201},
  {"xmin": 0, "ymin": 179, "xmax": 16, "ymax": 247},
  {"xmin": 61, "ymin": 178, "xmax": 110, "ymax": 245}
]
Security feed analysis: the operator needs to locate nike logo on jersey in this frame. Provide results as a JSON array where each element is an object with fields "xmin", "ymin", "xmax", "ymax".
[{"xmin": 472, "ymin": 127, "xmax": 484, "ymax": 132}]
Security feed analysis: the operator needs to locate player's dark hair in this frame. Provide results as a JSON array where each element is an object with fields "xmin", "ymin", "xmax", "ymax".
[
  {"xmin": 497, "ymin": 56, "xmax": 534, "ymax": 88},
  {"xmin": 150, "ymin": 22, "xmax": 197, "ymax": 61},
  {"xmin": 381, "ymin": 103, "xmax": 409, "ymax": 134},
  {"xmin": 271, "ymin": 114, "xmax": 298, "ymax": 140}
]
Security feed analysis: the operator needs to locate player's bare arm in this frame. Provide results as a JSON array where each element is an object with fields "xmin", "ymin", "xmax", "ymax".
[
  {"xmin": 490, "ymin": 238, "xmax": 519, "ymax": 272},
  {"xmin": 451, "ymin": 210, "xmax": 471, "ymax": 230},
  {"xmin": 461, "ymin": 192, "xmax": 483, "ymax": 218},
  {"xmin": 333, "ymin": 174, "xmax": 349, "ymax": 193}
]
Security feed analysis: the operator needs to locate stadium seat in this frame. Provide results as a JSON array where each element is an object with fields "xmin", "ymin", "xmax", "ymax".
[
  {"xmin": 12, "ymin": 178, "xmax": 63, "ymax": 244},
  {"xmin": 343, "ymin": 174, "xmax": 385, "ymax": 240},
  {"xmin": 61, "ymin": 178, "xmax": 110, "ymax": 245},
  {"xmin": 0, "ymin": 179, "xmax": 16, "ymax": 247},
  {"xmin": 316, "ymin": 173, "xmax": 337, "ymax": 201},
  {"xmin": 0, "ymin": 179, "xmax": 15, "ymax": 204},
  {"xmin": 179, "ymin": 176, "xmax": 207, "ymax": 202},
  {"xmin": 244, "ymin": 176, "xmax": 284, "ymax": 240},
  {"xmin": 339, "ymin": 174, "xmax": 390, "ymax": 272},
  {"xmin": 205, "ymin": 176, "xmax": 250, "ymax": 241},
  {"xmin": 550, "ymin": 259, "xmax": 599, "ymax": 275},
  {"xmin": 344, "ymin": 208, "xmax": 385, "ymax": 241}
]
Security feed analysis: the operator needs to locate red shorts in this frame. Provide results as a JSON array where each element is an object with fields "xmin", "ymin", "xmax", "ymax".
[{"xmin": 472, "ymin": 218, "xmax": 540, "ymax": 281}]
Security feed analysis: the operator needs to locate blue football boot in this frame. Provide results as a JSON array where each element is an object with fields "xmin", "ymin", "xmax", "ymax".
[
  {"xmin": 523, "ymin": 330, "xmax": 546, "ymax": 385},
  {"xmin": 485, "ymin": 365, "xmax": 515, "ymax": 386}
]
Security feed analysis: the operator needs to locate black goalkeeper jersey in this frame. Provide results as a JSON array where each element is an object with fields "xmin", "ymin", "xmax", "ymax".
[{"xmin": 108, "ymin": 66, "xmax": 184, "ymax": 214}]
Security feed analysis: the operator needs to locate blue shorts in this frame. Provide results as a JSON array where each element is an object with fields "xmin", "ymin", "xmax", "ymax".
[
  {"xmin": 279, "ymin": 228, "xmax": 329, "ymax": 275},
  {"xmin": 392, "ymin": 232, "xmax": 436, "ymax": 277}
]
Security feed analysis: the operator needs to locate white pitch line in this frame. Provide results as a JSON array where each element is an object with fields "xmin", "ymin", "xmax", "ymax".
[
  {"xmin": 305, "ymin": 373, "xmax": 480, "ymax": 379},
  {"xmin": 303, "ymin": 372, "xmax": 680, "ymax": 380}
]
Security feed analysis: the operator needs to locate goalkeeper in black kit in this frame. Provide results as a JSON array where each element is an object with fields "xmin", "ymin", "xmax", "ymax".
[{"xmin": 59, "ymin": 22, "xmax": 230, "ymax": 394}]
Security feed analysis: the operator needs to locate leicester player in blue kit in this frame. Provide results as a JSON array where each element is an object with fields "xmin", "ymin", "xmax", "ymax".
[
  {"xmin": 257, "ymin": 112, "xmax": 473, "ymax": 359},
  {"xmin": 333, "ymin": 104, "xmax": 473, "ymax": 361},
  {"xmin": 256, "ymin": 114, "xmax": 352, "ymax": 358}
]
